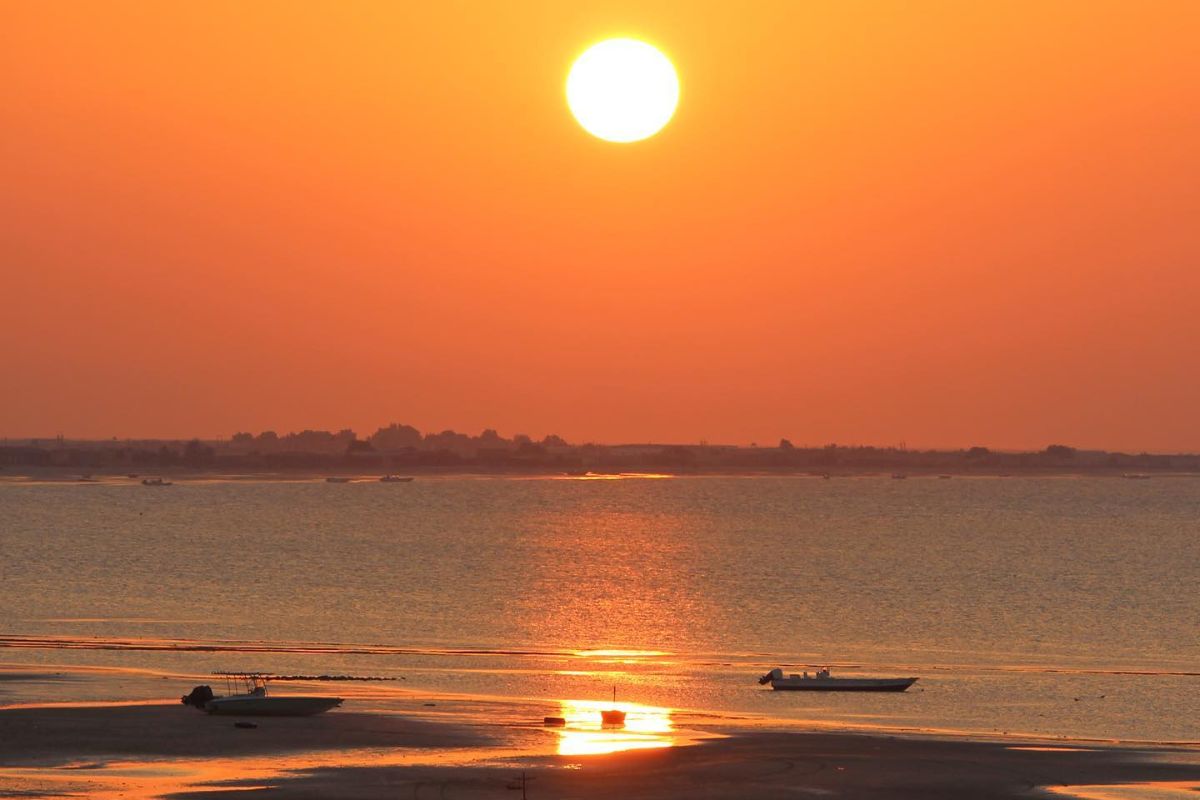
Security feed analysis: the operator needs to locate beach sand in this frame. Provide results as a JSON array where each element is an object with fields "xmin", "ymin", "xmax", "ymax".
[{"xmin": 2, "ymin": 702, "xmax": 1198, "ymax": 799}]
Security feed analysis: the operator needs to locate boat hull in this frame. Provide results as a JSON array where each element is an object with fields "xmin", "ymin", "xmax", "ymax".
[
  {"xmin": 600, "ymin": 710, "xmax": 627, "ymax": 725},
  {"xmin": 205, "ymin": 696, "xmax": 343, "ymax": 716},
  {"xmin": 770, "ymin": 678, "xmax": 917, "ymax": 692}
]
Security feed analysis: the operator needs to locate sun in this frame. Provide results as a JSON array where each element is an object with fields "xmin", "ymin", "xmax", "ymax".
[{"xmin": 566, "ymin": 39, "xmax": 679, "ymax": 143}]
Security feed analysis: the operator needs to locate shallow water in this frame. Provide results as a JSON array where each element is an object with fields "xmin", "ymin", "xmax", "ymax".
[{"xmin": 2, "ymin": 475, "xmax": 1198, "ymax": 742}]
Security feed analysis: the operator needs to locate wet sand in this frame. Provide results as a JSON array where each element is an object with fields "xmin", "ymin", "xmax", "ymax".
[
  {"xmin": 2, "ymin": 703, "xmax": 1199, "ymax": 799},
  {"xmin": 195, "ymin": 734, "xmax": 1200, "ymax": 800},
  {"xmin": 0, "ymin": 703, "xmax": 491, "ymax": 763}
]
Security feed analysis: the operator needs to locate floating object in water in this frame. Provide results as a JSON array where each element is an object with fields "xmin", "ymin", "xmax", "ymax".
[
  {"xmin": 600, "ymin": 685, "xmax": 626, "ymax": 726},
  {"xmin": 758, "ymin": 667, "xmax": 917, "ymax": 692},
  {"xmin": 600, "ymin": 709, "xmax": 626, "ymax": 725}
]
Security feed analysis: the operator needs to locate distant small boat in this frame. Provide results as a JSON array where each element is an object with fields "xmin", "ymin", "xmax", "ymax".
[
  {"xmin": 891, "ymin": 473, "xmax": 907, "ymax": 480},
  {"xmin": 325, "ymin": 477, "xmax": 352, "ymax": 483},
  {"xmin": 758, "ymin": 667, "xmax": 917, "ymax": 692},
  {"xmin": 938, "ymin": 474, "xmax": 953, "ymax": 479},
  {"xmin": 379, "ymin": 475, "xmax": 414, "ymax": 483},
  {"xmin": 563, "ymin": 470, "xmax": 591, "ymax": 477},
  {"xmin": 600, "ymin": 685, "xmax": 626, "ymax": 726},
  {"xmin": 141, "ymin": 477, "xmax": 172, "ymax": 486},
  {"xmin": 1123, "ymin": 473, "xmax": 1152, "ymax": 480}
]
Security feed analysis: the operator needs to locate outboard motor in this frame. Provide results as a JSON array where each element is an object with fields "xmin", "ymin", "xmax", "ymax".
[
  {"xmin": 181, "ymin": 684, "xmax": 215, "ymax": 709},
  {"xmin": 758, "ymin": 668, "xmax": 783, "ymax": 685}
]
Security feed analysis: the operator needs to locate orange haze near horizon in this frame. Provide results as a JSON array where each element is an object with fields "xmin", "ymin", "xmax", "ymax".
[{"xmin": 2, "ymin": 1, "xmax": 1198, "ymax": 451}]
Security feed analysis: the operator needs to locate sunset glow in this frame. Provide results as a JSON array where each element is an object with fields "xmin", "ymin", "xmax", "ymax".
[
  {"xmin": 2, "ymin": 3, "xmax": 1199, "ymax": 449},
  {"xmin": 554, "ymin": 699, "xmax": 676, "ymax": 756},
  {"xmin": 3, "ymin": 4, "xmax": 1200, "ymax": 797},
  {"xmin": 567, "ymin": 39, "xmax": 679, "ymax": 142}
]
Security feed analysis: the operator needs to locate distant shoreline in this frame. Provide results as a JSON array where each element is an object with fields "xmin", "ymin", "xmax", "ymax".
[
  {"xmin": 4, "ymin": 466, "xmax": 1200, "ymax": 483},
  {"xmin": 3, "ymin": 466, "xmax": 1200, "ymax": 483},
  {"xmin": 7, "ymin": 435, "xmax": 1200, "ymax": 478}
]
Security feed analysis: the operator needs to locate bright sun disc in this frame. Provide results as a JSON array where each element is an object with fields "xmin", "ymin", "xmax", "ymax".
[{"xmin": 567, "ymin": 39, "xmax": 679, "ymax": 143}]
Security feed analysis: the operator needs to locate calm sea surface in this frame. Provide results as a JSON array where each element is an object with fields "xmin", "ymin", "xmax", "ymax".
[{"xmin": 2, "ymin": 475, "xmax": 1197, "ymax": 743}]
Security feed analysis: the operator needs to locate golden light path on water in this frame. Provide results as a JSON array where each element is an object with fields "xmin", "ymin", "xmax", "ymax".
[
  {"xmin": 555, "ymin": 472, "xmax": 674, "ymax": 480},
  {"xmin": 553, "ymin": 699, "xmax": 676, "ymax": 756}
]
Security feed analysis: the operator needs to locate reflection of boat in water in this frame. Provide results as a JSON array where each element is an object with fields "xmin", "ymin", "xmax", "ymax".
[
  {"xmin": 325, "ymin": 476, "xmax": 352, "ymax": 483},
  {"xmin": 379, "ymin": 475, "xmax": 414, "ymax": 483},
  {"xmin": 141, "ymin": 477, "xmax": 172, "ymax": 486},
  {"xmin": 600, "ymin": 686, "xmax": 626, "ymax": 726},
  {"xmin": 758, "ymin": 667, "xmax": 917, "ymax": 692},
  {"xmin": 183, "ymin": 675, "xmax": 342, "ymax": 716}
]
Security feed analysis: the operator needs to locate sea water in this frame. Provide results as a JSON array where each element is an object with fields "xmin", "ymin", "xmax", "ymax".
[{"xmin": 2, "ymin": 475, "xmax": 1197, "ymax": 743}]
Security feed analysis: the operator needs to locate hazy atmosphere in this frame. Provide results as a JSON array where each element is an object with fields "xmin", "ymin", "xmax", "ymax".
[
  {"xmin": 3, "ymin": 3, "xmax": 1199, "ymax": 799},
  {"xmin": 4, "ymin": 1, "xmax": 1199, "ymax": 449}
]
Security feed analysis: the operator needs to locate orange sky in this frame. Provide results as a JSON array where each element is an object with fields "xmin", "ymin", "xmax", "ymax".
[{"xmin": 3, "ymin": 1, "xmax": 1198, "ymax": 450}]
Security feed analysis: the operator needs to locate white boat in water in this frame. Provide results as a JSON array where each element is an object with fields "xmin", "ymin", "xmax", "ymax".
[
  {"xmin": 758, "ymin": 667, "xmax": 917, "ymax": 692},
  {"xmin": 182, "ymin": 676, "xmax": 342, "ymax": 716}
]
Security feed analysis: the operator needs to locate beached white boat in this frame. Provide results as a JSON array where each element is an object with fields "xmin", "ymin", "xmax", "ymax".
[
  {"xmin": 183, "ymin": 677, "xmax": 342, "ymax": 716},
  {"xmin": 758, "ymin": 667, "xmax": 917, "ymax": 692}
]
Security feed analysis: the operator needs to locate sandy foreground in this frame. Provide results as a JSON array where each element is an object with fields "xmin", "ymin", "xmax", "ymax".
[{"xmin": 1, "ymin": 700, "xmax": 1199, "ymax": 800}]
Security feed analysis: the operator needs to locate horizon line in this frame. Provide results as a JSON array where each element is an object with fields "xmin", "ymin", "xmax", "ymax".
[{"xmin": 2, "ymin": 433, "xmax": 1197, "ymax": 458}]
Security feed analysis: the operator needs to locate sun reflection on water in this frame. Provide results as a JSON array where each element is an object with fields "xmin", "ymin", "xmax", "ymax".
[
  {"xmin": 554, "ymin": 699, "xmax": 675, "ymax": 756},
  {"xmin": 557, "ymin": 473, "xmax": 675, "ymax": 481},
  {"xmin": 573, "ymin": 649, "xmax": 670, "ymax": 658}
]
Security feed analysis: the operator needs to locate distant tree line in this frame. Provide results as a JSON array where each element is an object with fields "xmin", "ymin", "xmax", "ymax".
[
  {"xmin": 1, "ymin": 431, "xmax": 1197, "ymax": 475},
  {"xmin": 227, "ymin": 423, "xmax": 570, "ymax": 457}
]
